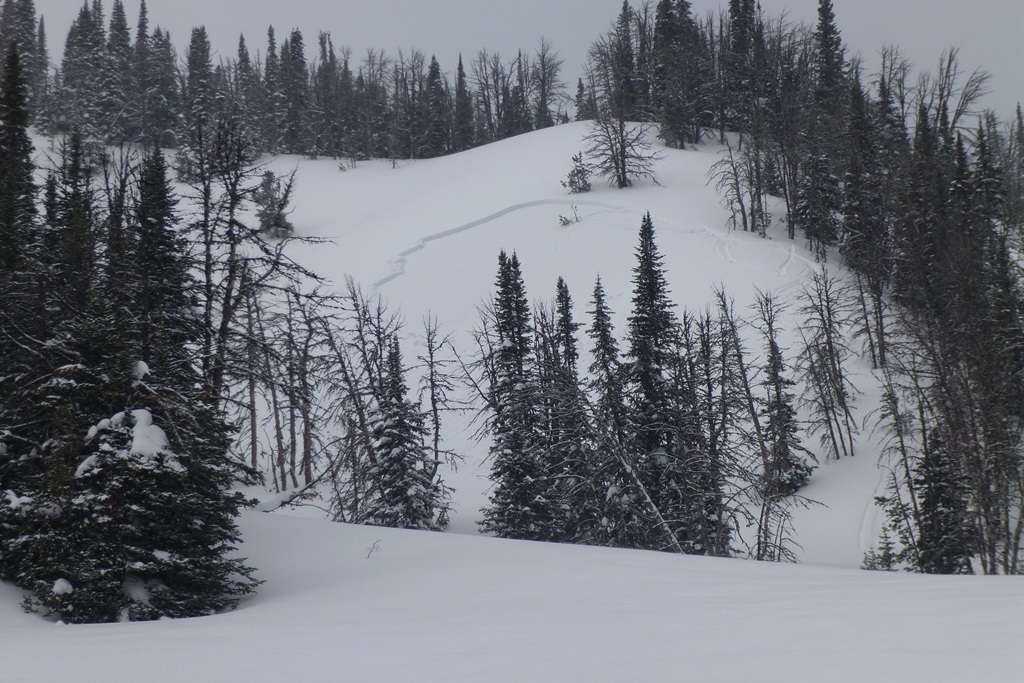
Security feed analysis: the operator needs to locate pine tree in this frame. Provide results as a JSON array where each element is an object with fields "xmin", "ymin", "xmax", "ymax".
[
  {"xmin": 534, "ymin": 278, "xmax": 594, "ymax": 542},
  {"xmin": 53, "ymin": 1, "xmax": 106, "ymax": 137},
  {"xmin": 279, "ymin": 29, "xmax": 309, "ymax": 154},
  {"xmin": 451, "ymin": 54, "xmax": 474, "ymax": 152},
  {"xmin": 914, "ymin": 434, "xmax": 973, "ymax": 574},
  {"xmin": 574, "ymin": 77, "xmax": 596, "ymax": 121},
  {"xmin": 656, "ymin": 0, "xmax": 706, "ymax": 146},
  {"xmin": 421, "ymin": 55, "xmax": 449, "ymax": 158},
  {"xmin": 480, "ymin": 251, "xmax": 557, "ymax": 541},
  {"xmin": 365, "ymin": 337, "xmax": 449, "ymax": 531},
  {"xmin": 98, "ymin": 0, "xmax": 130, "ymax": 141},
  {"xmin": 813, "ymin": 0, "xmax": 844, "ymax": 111},
  {"xmin": 757, "ymin": 293, "xmax": 813, "ymax": 496},
  {"xmin": 1, "ymin": 145, "xmax": 260, "ymax": 622},
  {"xmin": 0, "ymin": 43, "xmax": 34, "ymax": 275},
  {"xmin": 624, "ymin": 212, "xmax": 695, "ymax": 551},
  {"xmin": 794, "ymin": 118, "xmax": 842, "ymax": 260},
  {"xmin": 585, "ymin": 276, "xmax": 641, "ymax": 547},
  {"xmin": 0, "ymin": 38, "xmax": 38, "ymax": 486},
  {"xmin": 178, "ymin": 26, "xmax": 214, "ymax": 179},
  {"xmin": 626, "ymin": 212, "xmax": 677, "ymax": 457}
]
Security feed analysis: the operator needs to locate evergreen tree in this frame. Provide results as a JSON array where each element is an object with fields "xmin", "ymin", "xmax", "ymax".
[
  {"xmin": 365, "ymin": 337, "xmax": 449, "ymax": 531},
  {"xmin": 813, "ymin": 0, "xmax": 844, "ymax": 111},
  {"xmin": 54, "ymin": 1, "xmax": 106, "ymax": 137},
  {"xmin": 624, "ymin": 212, "xmax": 694, "ymax": 550},
  {"xmin": 794, "ymin": 118, "xmax": 842, "ymax": 260},
  {"xmin": 421, "ymin": 55, "xmax": 449, "ymax": 158},
  {"xmin": 279, "ymin": 29, "xmax": 309, "ymax": 154},
  {"xmin": 574, "ymin": 77, "xmax": 596, "ymax": 121},
  {"xmin": 451, "ymin": 54, "xmax": 474, "ymax": 152},
  {"xmin": 585, "ymin": 276, "xmax": 641, "ymax": 547},
  {"xmin": 533, "ymin": 278, "xmax": 595, "ymax": 542},
  {"xmin": 0, "ymin": 144, "xmax": 260, "ymax": 623},
  {"xmin": 913, "ymin": 433, "xmax": 973, "ymax": 574},
  {"xmin": 0, "ymin": 43, "xmax": 34, "ymax": 275},
  {"xmin": 99, "ymin": 0, "xmax": 130, "ymax": 141},
  {"xmin": 145, "ymin": 27, "xmax": 179, "ymax": 147},
  {"xmin": 480, "ymin": 251, "xmax": 557, "ymax": 541},
  {"xmin": 757, "ymin": 293, "xmax": 813, "ymax": 496},
  {"xmin": 626, "ymin": 212, "xmax": 677, "ymax": 457},
  {"xmin": 179, "ymin": 26, "xmax": 214, "ymax": 177},
  {"xmin": 656, "ymin": 0, "xmax": 706, "ymax": 146}
]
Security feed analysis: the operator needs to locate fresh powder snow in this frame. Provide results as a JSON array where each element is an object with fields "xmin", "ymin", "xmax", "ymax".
[{"xmin": 3, "ymin": 122, "xmax": 1020, "ymax": 681}]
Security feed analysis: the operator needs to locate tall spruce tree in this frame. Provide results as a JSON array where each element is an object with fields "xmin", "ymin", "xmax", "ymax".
[
  {"xmin": 451, "ymin": 54, "xmax": 474, "ymax": 152},
  {"xmin": 0, "ymin": 43, "xmax": 33, "ymax": 275},
  {"xmin": 421, "ymin": 55, "xmax": 449, "ymax": 158},
  {"xmin": 480, "ymin": 251, "xmax": 557, "ymax": 541},
  {"xmin": 365, "ymin": 337, "xmax": 449, "ymax": 531},
  {"xmin": 624, "ymin": 212, "xmax": 695, "ymax": 551},
  {"xmin": 626, "ymin": 212, "xmax": 677, "ymax": 457}
]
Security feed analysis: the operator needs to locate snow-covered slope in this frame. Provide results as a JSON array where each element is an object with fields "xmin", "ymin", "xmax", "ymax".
[
  {"xmin": 3, "ymin": 123, "xmax": 1020, "ymax": 681},
  {"xmin": 270, "ymin": 121, "xmax": 877, "ymax": 565},
  {"xmin": 3, "ymin": 511, "xmax": 1021, "ymax": 682}
]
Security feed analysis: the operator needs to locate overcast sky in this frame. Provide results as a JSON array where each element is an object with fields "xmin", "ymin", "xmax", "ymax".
[{"xmin": 35, "ymin": 0, "xmax": 1021, "ymax": 118}]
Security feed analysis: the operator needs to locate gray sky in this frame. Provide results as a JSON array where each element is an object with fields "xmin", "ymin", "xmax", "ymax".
[{"xmin": 36, "ymin": 0, "xmax": 1021, "ymax": 118}]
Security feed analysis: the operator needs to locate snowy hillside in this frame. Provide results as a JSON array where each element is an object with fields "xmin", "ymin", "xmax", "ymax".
[
  {"xmin": 3, "ymin": 123, "xmax": 1021, "ymax": 681},
  {"xmin": 3, "ymin": 510, "xmax": 1021, "ymax": 682},
  {"xmin": 268, "ymin": 121, "xmax": 879, "ymax": 566}
]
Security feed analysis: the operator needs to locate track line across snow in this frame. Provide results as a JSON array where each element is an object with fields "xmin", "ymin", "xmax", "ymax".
[{"xmin": 372, "ymin": 199, "xmax": 623, "ymax": 288}]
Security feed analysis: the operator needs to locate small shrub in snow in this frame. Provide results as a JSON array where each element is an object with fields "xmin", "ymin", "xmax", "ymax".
[{"xmin": 562, "ymin": 152, "xmax": 592, "ymax": 194}]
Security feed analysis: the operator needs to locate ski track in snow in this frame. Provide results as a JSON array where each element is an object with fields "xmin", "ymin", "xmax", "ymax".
[{"xmin": 372, "ymin": 199, "xmax": 628, "ymax": 288}]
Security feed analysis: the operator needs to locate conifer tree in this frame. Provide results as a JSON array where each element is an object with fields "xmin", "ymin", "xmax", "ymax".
[
  {"xmin": 585, "ymin": 276, "xmax": 642, "ymax": 547},
  {"xmin": 813, "ymin": 0, "xmax": 844, "ymax": 111},
  {"xmin": 451, "ymin": 54, "xmax": 474, "ymax": 152},
  {"xmin": 913, "ymin": 434, "xmax": 973, "ymax": 574},
  {"xmin": 178, "ymin": 26, "xmax": 214, "ymax": 179},
  {"xmin": 756, "ymin": 292, "xmax": 813, "ymax": 496},
  {"xmin": 624, "ymin": 212, "xmax": 696, "ymax": 550},
  {"xmin": 0, "ymin": 43, "xmax": 34, "ymax": 275},
  {"xmin": 626, "ymin": 212, "xmax": 677, "ymax": 457},
  {"xmin": 99, "ymin": 0, "xmax": 130, "ymax": 141},
  {"xmin": 279, "ymin": 29, "xmax": 309, "ymax": 154},
  {"xmin": 533, "ymin": 278, "xmax": 595, "ymax": 542},
  {"xmin": 54, "ymin": 1, "xmax": 106, "ymax": 137},
  {"xmin": 480, "ymin": 251, "xmax": 557, "ymax": 541},
  {"xmin": 365, "ymin": 337, "xmax": 449, "ymax": 531},
  {"xmin": 1, "ymin": 144, "xmax": 259, "ymax": 623},
  {"xmin": 421, "ymin": 55, "xmax": 449, "ymax": 158}
]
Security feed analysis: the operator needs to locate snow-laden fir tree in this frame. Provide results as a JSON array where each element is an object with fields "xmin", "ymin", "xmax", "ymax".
[
  {"xmin": 0, "ymin": 139, "xmax": 259, "ymax": 622},
  {"xmin": 365, "ymin": 336, "xmax": 449, "ymax": 531},
  {"xmin": 757, "ymin": 292, "xmax": 814, "ymax": 497},
  {"xmin": 480, "ymin": 251, "xmax": 559, "ymax": 541}
]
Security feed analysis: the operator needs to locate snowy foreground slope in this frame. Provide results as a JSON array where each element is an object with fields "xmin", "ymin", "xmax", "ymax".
[
  {"xmin": 2, "ymin": 512, "xmax": 1022, "ymax": 682},
  {"xmin": 3, "ymin": 123, "xmax": 1022, "ymax": 680}
]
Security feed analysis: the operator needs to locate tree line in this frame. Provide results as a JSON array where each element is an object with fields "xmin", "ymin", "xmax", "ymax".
[{"xmin": 5, "ymin": 0, "xmax": 572, "ymax": 162}]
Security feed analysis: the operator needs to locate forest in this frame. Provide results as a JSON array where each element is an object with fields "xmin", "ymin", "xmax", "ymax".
[{"xmin": 0, "ymin": 0, "xmax": 1022, "ymax": 625}]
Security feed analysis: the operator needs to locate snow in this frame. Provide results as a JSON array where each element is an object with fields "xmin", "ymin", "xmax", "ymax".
[
  {"xmin": 133, "ymin": 361, "xmax": 151, "ymax": 381},
  {"xmin": 270, "ymin": 122, "xmax": 827, "ymax": 539},
  {"xmin": 74, "ymin": 454, "xmax": 100, "ymax": 478},
  {"xmin": 3, "ymin": 122, "xmax": 1021, "ymax": 679},
  {"xmin": 50, "ymin": 579, "xmax": 73, "ymax": 596},
  {"xmin": 1, "ymin": 513, "xmax": 1021, "ymax": 682},
  {"xmin": 129, "ymin": 409, "xmax": 168, "ymax": 459}
]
